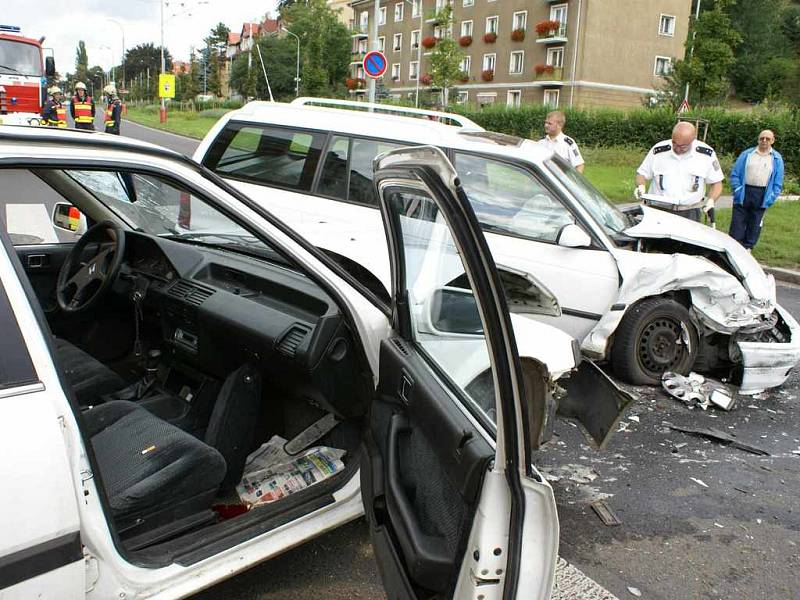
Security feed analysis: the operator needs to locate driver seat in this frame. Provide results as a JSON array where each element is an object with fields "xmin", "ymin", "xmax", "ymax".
[{"xmin": 54, "ymin": 338, "xmax": 127, "ymax": 406}]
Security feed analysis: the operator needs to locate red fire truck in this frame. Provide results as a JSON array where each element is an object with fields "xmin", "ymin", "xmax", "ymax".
[{"xmin": 0, "ymin": 24, "xmax": 56, "ymax": 126}]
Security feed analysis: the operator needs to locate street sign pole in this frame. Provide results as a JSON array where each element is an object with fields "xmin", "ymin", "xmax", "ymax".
[{"xmin": 369, "ymin": 0, "xmax": 380, "ymax": 103}]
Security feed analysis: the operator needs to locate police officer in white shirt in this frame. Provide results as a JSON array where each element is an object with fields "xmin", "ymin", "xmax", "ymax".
[
  {"xmin": 538, "ymin": 111, "xmax": 585, "ymax": 172},
  {"xmin": 635, "ymin": 121, "xmax": 724, "ymax": 222}
]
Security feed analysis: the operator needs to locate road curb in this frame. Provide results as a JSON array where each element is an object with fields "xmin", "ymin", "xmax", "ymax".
[
  {"xmin": 122, "ymin": 118, "xmax": 203, "ymax": 141},
  {"xmin": 764, "ymin": 265, "xmax": 800, "ymax": 286}
]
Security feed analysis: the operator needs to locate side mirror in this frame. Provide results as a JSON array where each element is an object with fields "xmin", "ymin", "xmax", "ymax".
[
  {"xmin": 52, "ymin": 202, "xmax": 87, "ymax": 234},
  {"xmin": 557, "ymin": 223, "xmax": 592, "ymax": 248},
  {"xmin": 428, "ymin": 287, "xmax": 483, "ymax": 335},
  {"xmin": 45, "ymin": 56, "xmax": 56, "ymax": 78}
]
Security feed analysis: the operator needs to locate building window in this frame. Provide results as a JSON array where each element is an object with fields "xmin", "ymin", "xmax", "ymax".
[
  {"xmin": 395, "ymin": 3, "xmax": 404, "ymax": 22},
  {"xmin": 391, "ymin": 63, "xmax": 401, "ymax": 80},
  {"xmin": 463, "ymin": 0, "xmax": 474, "ymax": 6},
  {"xmin": 358, "ymin": 38, "xmax": 368, "ymax": 53},
  {"xmin": 379, "ymin": 7, "xmax": 387, "ymax": 26},
  {"xmin": 654, "ymin": 56, "xmax": 672, "ymax": 76},
  {"xmin": 393, "ymin": 33, "xmax": 403, "ymax": 51},
  {"xmin": 379, "ymin": 36, "xmax": 386, "ymax": 52},
  {"xmin": 434, "ymin": 24, "xmax": 452, "ymax": 39},
  {"xmin": 486, "ymin": 16, "xmax": 498, "ymax": 35},
  {"xmin": 550, "ymin": 4, "xmax": 568, "ymax": 26},
  {"xmin": 507, "ymin": 90, "xmax": 521, "ymax": 108},
  {"xmin": 477, "ymin": 94, "xmax": 496, "ymax": 107},
  {"xmin": 411, "ymin": 30, "xmax": 421, "ymax": 49},
  {"xmin": 482, "ymin": 53, "xmax": 496, "ymax": 72},
  {"xmin": 457, "ymin": 91, "xmax": 469, "ymax": 104},
  {"xmin": 509, "ymin": 51, "xmax": 524, "ymax": 75},
  {"xmin": 410, "ymin": 60, "xmax": 419, "ymax": 80},
  {"xmin": 512, "ymin": 11, "xmax": 527, "ymax": 31},
  {"xmin": 544, "ymin": 89, "xmax": 559, "ymax": 108},
  {"xmin": 659, "ymin": 14, "xmax": 676, "ymax": 36},
  {"xmin": 356, "ymin": 65, "xmax": 365, "ymax": 80},
  {"xmin": 412, "ymin": 0, "xmax": 420, "ymax": 18},
  {"xmin": 460, "ymin": 55, "xmax": 471, "ymax": 74},
  {"xmin": 461, "ymin": 20, "xmax": 473, "ymax": 37},
  {"xmin": 435, "ymin": 0, "xmax": 451, "ymax": 10},
  {"xmin": 546, "ymin": 47, "xmax": 564, "ymax": 68},
  {"xmin": 359, "ymin": 11, "xmax": 369, "ymax": 31}
]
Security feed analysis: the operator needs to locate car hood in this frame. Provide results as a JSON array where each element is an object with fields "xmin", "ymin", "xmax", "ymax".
[{"xmin": 622, "ymin": 206, "xmax": 776, "ymax": 302}]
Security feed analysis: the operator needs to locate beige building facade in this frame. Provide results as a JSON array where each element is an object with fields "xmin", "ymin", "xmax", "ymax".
[{"xmin": 348, "ymin": 0, "xmax": 691, "ymax": 109}]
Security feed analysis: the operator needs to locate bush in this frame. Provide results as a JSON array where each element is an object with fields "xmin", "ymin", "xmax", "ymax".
[{"xmin": 452, "ymin": 104, "xmax": 800, "ymax": 178}]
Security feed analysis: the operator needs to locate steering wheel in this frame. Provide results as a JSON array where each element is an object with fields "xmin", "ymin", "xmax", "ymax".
[{"xmin": 56, "ymin": 221, "xmax": 126, "ymax": 314}]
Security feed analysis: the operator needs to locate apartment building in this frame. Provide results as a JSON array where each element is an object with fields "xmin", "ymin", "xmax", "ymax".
[{"xmin": 348, "ymin": 0, "xmax": 691, "ymax": 108}]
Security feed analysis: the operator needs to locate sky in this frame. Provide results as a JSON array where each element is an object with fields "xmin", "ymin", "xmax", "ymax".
[{"xmin": 4, "ymin": 0, "xmax": 279, "ymax": 73}]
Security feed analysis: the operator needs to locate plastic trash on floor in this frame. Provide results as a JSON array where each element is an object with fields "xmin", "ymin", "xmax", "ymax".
[
  {"xmin": 661, "ymin": 371, "xmax": 737, "ymax": 411},
  {"xmin": 237, "ymin": 435, "xmax": 346, "ymax": 507}
]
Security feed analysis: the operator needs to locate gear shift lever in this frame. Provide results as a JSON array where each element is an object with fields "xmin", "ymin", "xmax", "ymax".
[{"xmin": 145, "ymin": 349, "xmax": 162, "ymax": 384}]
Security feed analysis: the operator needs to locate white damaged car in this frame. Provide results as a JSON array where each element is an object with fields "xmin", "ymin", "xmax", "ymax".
[{"xmin": 194, "ymin": 98, "xmax": 800, "ymax": 394}]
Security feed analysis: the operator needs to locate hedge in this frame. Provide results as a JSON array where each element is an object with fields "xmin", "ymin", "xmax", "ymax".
[{"xmin": 455, "ymin": 105, "xmax": 800, "ymax": 177}]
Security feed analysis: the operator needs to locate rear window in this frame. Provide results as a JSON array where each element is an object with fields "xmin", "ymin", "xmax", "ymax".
[{"xmin": 202, "ymin": 122, "xmax": 326, "ymax": 192}]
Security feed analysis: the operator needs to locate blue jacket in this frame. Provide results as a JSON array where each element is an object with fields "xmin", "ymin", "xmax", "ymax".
[{"xmin": 730, "ymin": 147, "xmax": 784, "ymax": 209}]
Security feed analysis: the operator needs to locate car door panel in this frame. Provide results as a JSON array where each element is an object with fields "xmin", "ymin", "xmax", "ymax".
[
  {"xmin": 365, "ymin": 336, "xmax": 493, "ymax": 594},
  {"xmin": 14, "ymin": 243, "xmax": 74, "ymax": 313}
]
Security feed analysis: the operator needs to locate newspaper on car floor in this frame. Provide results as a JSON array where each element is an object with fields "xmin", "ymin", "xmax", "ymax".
[{"xmin": 237, "ymin": 435, "xmax": 346, "ymax": 507}]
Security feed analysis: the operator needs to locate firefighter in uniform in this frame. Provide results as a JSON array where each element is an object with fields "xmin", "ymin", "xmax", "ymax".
[
  {"xmin": 103, "ymin": 84, "xmax": 122, "ymax": 135},
  {"xmin": 537, "ymin": 110, "xmax": 585, "ymax": 173},
  {"xmin": 635, "ymin": 121, "xmax": 724, "ymax": 223},
  {"xmin": 70, "ymin": 82, "xmax": 95, "ymax": 131},
  {"xmin": 41, "ymin": 86, "xmax": 67, "ymax": 128}
]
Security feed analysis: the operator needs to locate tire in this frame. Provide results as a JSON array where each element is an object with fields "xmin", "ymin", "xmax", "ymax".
[{"xmin": 611, "ymin": 297, "xmax": 699, "ymax": 385}]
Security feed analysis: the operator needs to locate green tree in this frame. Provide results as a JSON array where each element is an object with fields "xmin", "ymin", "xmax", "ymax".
[
  {"xmin": 203, "ymin": 22, "xmax": 230, "ymax": 96},
  {"xmin": 74, "ymin": 41, "xmax": 89, "ymax": 84},
  {"xmin": 671, "ymin": 0, "xmax": 741, "ymax": 106},
  {"xmin": 230, "ymin": 36, "xmax": 297, "ymax": 100},
  {"xmin": 281, "ymin": 0, "xmax": 351, "ymax": 95},
  {"xmin": 427, "ymin": 38, "xmax": 464, "ymax": 107}
]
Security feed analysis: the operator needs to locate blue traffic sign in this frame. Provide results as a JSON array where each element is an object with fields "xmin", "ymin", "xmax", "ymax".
[{"xmin": 363, "ymin": 51, "xmax": 387, "ymax": 79}]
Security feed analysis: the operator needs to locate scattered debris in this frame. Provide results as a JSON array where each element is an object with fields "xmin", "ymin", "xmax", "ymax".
[
  {"xmin": 690, "ymin": 477, "xmax": 709, "ymax": 488},
  {"xmin": 662, "ymin": 372, "xmax": 737, "ymax": 411},
  {"xmin": 714, "ymin": 523, "xmax": 725, "ymax": 528},
  {"xmin": 629, "ymin": 415, "xmax": 640, "ymax": 423},
  {"xmin": 542, "ymin": 464, "xmax": 600, "ymax": 484},
  {"xmin": 591, "ymin": 500, "xmax": 623, "ymax": 527},
  {"xmin": 627, "ymin": 586, "xmax": 642, "ymax": 597},
  {"xmin": 733, "ymin": 486, "xmax": 752, "ymax": 494},
  {"xmin": 665, "ymin": 422, "xmax": 770, "ymax": 456}
]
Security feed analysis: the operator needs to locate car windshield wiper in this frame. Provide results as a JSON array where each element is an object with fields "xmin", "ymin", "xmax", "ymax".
[{"xmin": 0, "ymin": 64, "xmax": 25, "ymax": 75}]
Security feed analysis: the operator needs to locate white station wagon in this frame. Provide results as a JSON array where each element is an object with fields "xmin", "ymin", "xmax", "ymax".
[
  {"xmin": 195, "ymin": 98, "xmax": 800, "ymax": 394},
  {"xmin": 0, "ymin": 127, "xmax": 630, "ymax": 599}
]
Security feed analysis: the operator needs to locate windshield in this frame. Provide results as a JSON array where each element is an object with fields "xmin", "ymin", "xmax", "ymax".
[
  {"xmin": 64, "ymin": 169, "xmax": 286, "ymax": 263},
  {"xmin": 545, "ymin": 156, "xmax": 630, "ymax": 240},
  {"xmin": 0, "ymin": 39, "xmax": 42, "ymax": 76}
]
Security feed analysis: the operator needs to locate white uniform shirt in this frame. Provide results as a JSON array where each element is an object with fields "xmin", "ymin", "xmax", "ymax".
[
  {"xmin": 637, "ymin": 139, "xmax": 724, "ymax": 207},
  {"xmin": 539, "ymin": 132, "xmax": 585, "ymax": 169}
]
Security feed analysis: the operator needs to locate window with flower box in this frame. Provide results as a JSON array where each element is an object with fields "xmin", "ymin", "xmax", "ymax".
[
  {"xmin": 482, "ymin": 53, "xmax": 496, "ymax": 71},
  {"xmin": 512, "ymin": 11, "xmax": 527, "ymax": 32},
  {"xmin": 460, "ymin": 55, "xmax": 471, "ymax": 74},
  {"xmin": 486, "ymin": 16, "xmax": 498, "ymax": 34},
  {"xmin": 546, "ymin": 47, "xmax": 564, "ymax": 68},
  {"xmin": 461, "ymin": 20, "xmax": 473, "ymax": 37}
]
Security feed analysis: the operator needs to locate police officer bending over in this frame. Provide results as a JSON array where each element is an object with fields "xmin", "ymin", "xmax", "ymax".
[{"xmin": 635, "ymin": 122, "xmax": 723, "ymax": 223}]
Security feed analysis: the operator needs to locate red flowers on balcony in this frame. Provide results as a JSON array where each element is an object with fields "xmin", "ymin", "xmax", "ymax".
[
  {"xmin": 535, "ymin": 20, "xmax": 561, "ymax": 36},
  {"xmin": 459, "ymin": 35, "xmax": 472, "ymax": 47},
  {"xmin": 421, "ymin": 36, "xmax": 437, "ymax": 49},
  {"xmin": 511, "ymin": 28, "xmax": 525, "ymax": 42},
  {"xmin": 481, "ymin": 69, "xmax": 494, "ymax": 82},
  {"xmin": 420, "ymin": 73, "xmax": 433, "ymax": 85},
  {"xmin": 459, "ymin": 72, "xmax": 470, "ymax": 83},
  {"xmin": 483, "ymin": 32, "xmax": 497, "ymax": 44},
  {"xmin": 346, "ymin": 78, "xmax": 366, "ymax": 90},
  {"xmin": 534, "ymin": 64, "xmax": 555, "ymax": 75}
]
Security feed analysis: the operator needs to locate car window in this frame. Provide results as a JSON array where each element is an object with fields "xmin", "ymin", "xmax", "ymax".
[
  {"xmin": 0, "ymin": 278, "xmax": 38, "ymax": 392},
  {"xmin": 203, "ymin": 123, "xmax": 325, "ymax": 192},
  {"xmin": 455, "ymin": 153, "xmax": 575, "ymax": 243},
  {"xmin": 348, "ymin": 138, "xmax": 404, "ymax": 206},
  {"xmin": 0, "ymin": 169, "xmax": 85, "ymax": 245},
  {"xmin": 317, "ymin": 136, "xmax": 350, "ymax": 199},
  {"xmin": 386, "ymin": 187, "xmax": 498, "ymax": 427}
]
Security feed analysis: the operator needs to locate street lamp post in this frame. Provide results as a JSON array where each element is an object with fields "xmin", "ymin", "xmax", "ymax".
[
  {"xmin": 160, "ymin": 0, "xmax": 166, "ymax": 122},
  {"xmin": 107, "ymin": 18, "xmax": 125, "ymax": 90},
  {"xmin": 403, "ymin": 0, "xmax": 422, "ymax": 108},
  {"xmin": 100, "ymin": 45, "xmax": 115, "ymax": 84},
  {"xmin": 281, "ymin": 27, "xmax": 300, "ymax": 97}
]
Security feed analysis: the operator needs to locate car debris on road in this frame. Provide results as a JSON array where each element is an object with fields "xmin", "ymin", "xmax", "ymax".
[{"xmin": 662, "ymin": 371, "xmax": 737, "ymax": 411}]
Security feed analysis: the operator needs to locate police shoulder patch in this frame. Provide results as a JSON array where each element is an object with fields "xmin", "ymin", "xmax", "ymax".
[
  {"xmin": 653, "ymin": 144, "xmax": 671, "ymax": 154},
  {"xmin": 695, "ymin": 145, "xmax": 713, "ymax": 156},
  {"xmin": 564, "ymin": 136, "xmax": 575, "ymax": 146}
]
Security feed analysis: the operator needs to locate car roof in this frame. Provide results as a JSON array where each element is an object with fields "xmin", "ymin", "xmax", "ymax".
[{"xmin": 219, "ymin": 101, "xmax": 553, "ymax": 164}]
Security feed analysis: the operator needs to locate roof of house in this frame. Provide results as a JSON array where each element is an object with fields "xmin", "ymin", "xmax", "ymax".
[{"xmin": 227, "ymin": 32, "xmax": 241, "ymax": 45}]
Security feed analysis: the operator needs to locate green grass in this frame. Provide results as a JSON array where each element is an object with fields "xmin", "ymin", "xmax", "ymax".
[
  {"xmin": 124, "ymin": 106, "xmax": 227, "ymax": 140},
  {"xmin": 714, "ymin": 202, "xmax": 800, "ymax": 270}
]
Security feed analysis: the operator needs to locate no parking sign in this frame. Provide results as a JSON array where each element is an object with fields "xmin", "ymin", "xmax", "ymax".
[{"xmin": 363, "ymin": 51, "xmax": 387, "ymax": 79}]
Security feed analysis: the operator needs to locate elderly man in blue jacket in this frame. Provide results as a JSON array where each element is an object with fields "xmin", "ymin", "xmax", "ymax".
[{"xmin": 729, "ymin": 130, "xmax": 784, "ymax": 251}]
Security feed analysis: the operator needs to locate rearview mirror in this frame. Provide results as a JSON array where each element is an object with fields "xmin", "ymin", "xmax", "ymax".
[
  {"xmin": 52, "ymin": 202, "xmax": 87, "ymax": 234},
  {"xmin": 45, "ymin": 56, "xmax": 56, "ymax": 78},
  {"xmin": 557, "ymin": 223, "xmax": 592, "ymax": 248},
  {"xmin": 428, "ymin": 287, "xmax": 483, "ymax": 335}
]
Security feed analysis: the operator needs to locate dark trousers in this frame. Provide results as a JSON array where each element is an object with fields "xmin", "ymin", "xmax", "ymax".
[
  {"xmin": 652, "ymin": 206, "xmax": 702, "ymax": 222},
  {"xmin": 729, "ymin": 185, "xmax": 767, "ymax": 249},
  {"xmin": 74, "ymin": 123, "xmax": 94, "ymax": 131}
]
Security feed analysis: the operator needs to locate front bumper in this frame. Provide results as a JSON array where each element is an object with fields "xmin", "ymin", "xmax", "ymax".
[{"xmin": 737, "ymin": 304, "xmax": 800, "ymax": 394}]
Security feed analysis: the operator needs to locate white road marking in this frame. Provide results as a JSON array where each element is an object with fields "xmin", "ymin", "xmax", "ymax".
[
  {"xmin": 553, "ymin": 558, "xmax": 620, "ymax": 600},
  {"xmin": 5, "ymin": 204, "xmax": 57, "ymax": 243}
]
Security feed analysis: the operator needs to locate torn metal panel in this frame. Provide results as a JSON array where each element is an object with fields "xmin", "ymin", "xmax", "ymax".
[
  {"xmin": 661, "ymin": 371, "xmax": 737, "ymax": 411},
  {"xmin": 738, "ymin": 306, "xmax": 800, "ymax": 394}
]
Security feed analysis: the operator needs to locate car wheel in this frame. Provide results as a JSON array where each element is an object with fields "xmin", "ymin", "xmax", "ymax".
[{"xmin": 611, "ymin": 297, "xmax": 699, "ymax": 385}]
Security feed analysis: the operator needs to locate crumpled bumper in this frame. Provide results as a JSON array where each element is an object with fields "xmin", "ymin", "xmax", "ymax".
[{"xmin": 737, "ymin": 305, "xmax": 800, "ymax": 395}]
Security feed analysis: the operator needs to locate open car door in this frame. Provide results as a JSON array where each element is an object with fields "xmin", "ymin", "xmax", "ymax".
[{"xmin": 361, "ymin": 147, "xmax": 560, "ymax": 600}]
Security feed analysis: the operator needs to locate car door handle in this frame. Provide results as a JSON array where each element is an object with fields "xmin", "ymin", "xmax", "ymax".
[
  {"xmin": 26, "ymin": 254, "xmax": 50, "ymax": 269},
  {"xmin": 385, "ymin": 414, "xmax": 453, "ymax": 591}
]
